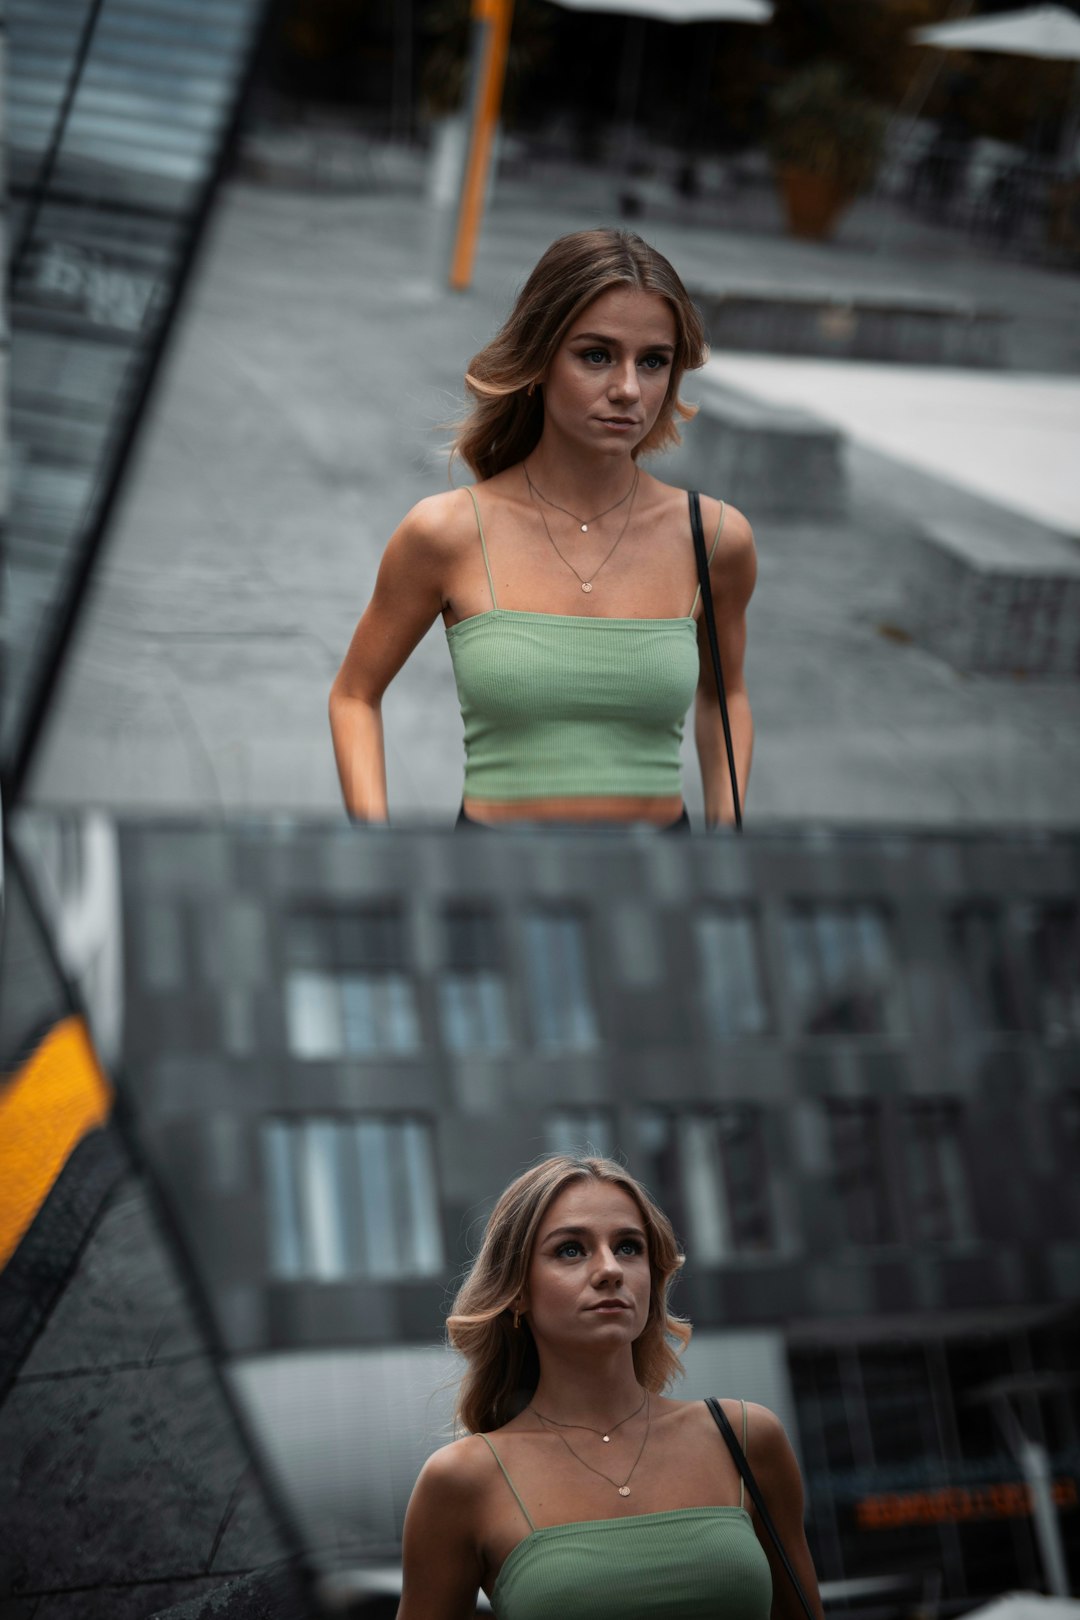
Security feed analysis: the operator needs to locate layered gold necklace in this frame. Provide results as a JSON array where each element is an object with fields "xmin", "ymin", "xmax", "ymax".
[{"xmin": 523, "ymin": 463, "xmax": 640, "ymax": 594}]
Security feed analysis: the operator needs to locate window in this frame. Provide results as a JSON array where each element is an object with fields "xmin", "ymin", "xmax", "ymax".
[
  {"xmin": 903, "ymin": 1101, "xmax": 973, "ymax": 1243},
  {"xmin": 782, "ymin": 904, "xmax": 900, "ymax": 1035},
  {"xmin": 1015, "ymin": 903, "xmax": 1080, "ymax": 1039},
  {"xmin": 638, "ymin": 1108, "xmax": 776, "ymax": 1260},
  {"xmin": 826, "ymin": 1100, "xmax": 896, "ymax": 1246},
  {"xmin": 283, "ymin": 909, "xmax": 420, "ymax": 1057},
  {"xmin": 947, "ymin": 904, "xmax": 1028, "ymax": 1034},
  {"xmin": 523, "ymin": 909, "xmax": 599, "ymax": 1052},
  {"xmin": 438, "ymin": 906, "xmax": 511, "ymax": 1053},
  {"xmin": 261, "ymin": 1116, "xmax": 443, "ymax": 1281},
  {"xmin": 546, "ymin": 1110, "xmax": 618, "ymax": 1159},
  {"xmin": 696, "ymin": 907, "xmax": 770, "ymax": 1039}
]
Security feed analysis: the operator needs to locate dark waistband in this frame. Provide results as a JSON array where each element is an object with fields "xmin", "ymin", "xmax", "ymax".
[{"xmin": 456, "ymin": 805, "xmax": 690, "ymax": 834}]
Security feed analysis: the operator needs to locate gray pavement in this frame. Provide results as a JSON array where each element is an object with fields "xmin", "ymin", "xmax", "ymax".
[{"xmin": 24, "ymin": 157, "xmax": 1080, "ymax": 827}]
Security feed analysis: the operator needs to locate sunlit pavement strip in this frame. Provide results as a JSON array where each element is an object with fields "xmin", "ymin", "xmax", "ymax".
[{"xmin": 705, "ymin": 355, "xmax": 1080, "ymax": 540}]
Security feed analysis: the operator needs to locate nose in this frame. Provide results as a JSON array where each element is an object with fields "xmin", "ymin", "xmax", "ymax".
[
  {"xmin": 608, "ymin": 360, "xmax": 640, "ymax": 405},
  {"xmin": 593, "ymin": 1245, "xmax": 625, "ymax": 1286}
]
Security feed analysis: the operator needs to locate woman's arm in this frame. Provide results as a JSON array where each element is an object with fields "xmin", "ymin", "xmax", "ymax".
[
  {"xmin": 745, "ymin": 1404, "xmax": 825, "ymax": 1620},
  {"xmin": 329, "ymin": 496, "xmax": 455, "ymax": 822},
  {"xmin": 397, "ymin": 1443, "xmax": 485, "ymax": 1620},
  {"xmin": 693, "ymin": 500, "xmax": 756, "ymax": 828}
]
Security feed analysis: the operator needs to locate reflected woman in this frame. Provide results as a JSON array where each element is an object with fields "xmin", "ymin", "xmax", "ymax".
[
  {"xmin": 397, "ymin": 1156, "xmax": 822, "ymax": 1619},
  {"xmin": 330, "ymin": 229, "xmax": 754, "ymax": 830}
]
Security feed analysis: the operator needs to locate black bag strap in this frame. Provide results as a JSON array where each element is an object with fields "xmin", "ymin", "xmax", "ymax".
[
  {"xmin": 689, "ymin": 491, "xmax": 742, "ymax": 831},
  {"xmin": 705, "ymin": 1397, "xmax": 815, "ymax": 1620}
]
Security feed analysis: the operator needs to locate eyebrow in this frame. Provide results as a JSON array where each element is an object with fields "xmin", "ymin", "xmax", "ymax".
[
  {"xmin": 569, "ymin": 330, "xmax": 675, "ymax": 353},
  {"xmin": 541, "ymin": 1223, "xmax": 648, "ymax": 1243}
]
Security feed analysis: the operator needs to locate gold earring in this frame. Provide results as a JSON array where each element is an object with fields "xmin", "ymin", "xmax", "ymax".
[
  {"xmin": 513, "ymin": 1307, "xmax": 522, "ymax": 1330},
  {"xmin": 526, "ymin": 381, "xmax": 536, "ymax": 398}
]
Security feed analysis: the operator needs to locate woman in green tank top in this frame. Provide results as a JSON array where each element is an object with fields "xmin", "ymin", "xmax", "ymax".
[
  {"xmin": 330, "ymin": 229, "xmax": 756, "ymax": 830},
  {"xmin": 397, "ymin": 1156, "xmax": 822, "ymax": 1619}
]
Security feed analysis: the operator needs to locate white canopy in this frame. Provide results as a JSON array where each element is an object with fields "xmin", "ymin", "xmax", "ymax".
[
  {"xmin": 913, "ymin": 4, "xmax": 1080, "ymax": 62},
  {"xmin": 545, "ymin": 0, "xmax": 772, "ymax": 23}
]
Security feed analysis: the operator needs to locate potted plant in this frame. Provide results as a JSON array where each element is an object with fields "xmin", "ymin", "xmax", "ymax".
[{"xmin": 767, "ymin": 61, "xmax": 887, "ymax": 240}]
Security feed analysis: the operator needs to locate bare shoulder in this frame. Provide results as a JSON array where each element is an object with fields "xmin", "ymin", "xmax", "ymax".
[
  {"xmin": 393, "ymin": 486, "xmax": 478, "ymax": 564},
  {"xmin": 413, "ymin": 1432, "xmax": 494, "ymax": 1504}
]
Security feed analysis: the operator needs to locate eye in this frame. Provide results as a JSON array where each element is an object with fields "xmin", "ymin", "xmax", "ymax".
[
  {"xmin": 555, "ymin": 1240, "xmax": 586, "ymax": 1258},
  {"xmin": 640, "ymin": 354, "xmax": 670, "ymax": 372},
  {"xmin": 580, "ymin": 348, "xmax": 609, "ymax": 365},
  {"xmin": 617, "ymin": 1238, "xmax": 646, "ymax": 1256}
]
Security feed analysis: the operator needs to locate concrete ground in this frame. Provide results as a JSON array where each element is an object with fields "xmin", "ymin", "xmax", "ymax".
[{"xmin": 24, "ymin": 153, "xmax": 1080, "ymax": 828}]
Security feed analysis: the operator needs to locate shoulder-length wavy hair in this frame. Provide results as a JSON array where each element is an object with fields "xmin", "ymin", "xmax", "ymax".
[
  {"xmin": 453, "ymin": 229, "xmax": 708, "ymax": 482},
  {"xmin": 447, "ymin": 1155, "xmax": 690, "ymax": 1435}
]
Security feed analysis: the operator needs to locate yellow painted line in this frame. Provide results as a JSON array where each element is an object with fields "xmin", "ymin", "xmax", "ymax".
[{"xmin": 0, "ymin": 1015, "xmax": 113, "ymax": 1270}]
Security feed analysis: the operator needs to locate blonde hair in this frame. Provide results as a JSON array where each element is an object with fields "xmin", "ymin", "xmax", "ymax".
[
  {"xmin": 453, "ymin": 229, "xmax": 708, "ymax": 482},
  {"xmin": 447, "ymin": 1155, "xmax": 690, "ymax": 1434}
]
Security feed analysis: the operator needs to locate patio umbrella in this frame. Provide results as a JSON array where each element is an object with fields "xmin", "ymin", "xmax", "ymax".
[
  {"xmin": 544, "ymin": 0, "xmax": 773, "ymax": 174},
  {"xmin": 911, "ymin": 4, "xmax": 1080, "ymax": 165}
]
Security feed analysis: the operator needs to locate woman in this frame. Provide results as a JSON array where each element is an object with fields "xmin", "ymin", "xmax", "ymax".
[
  {"xmin": 329, "ymin": 229, "xmax": 755, "ymax": 830},
  {"xmin": 397, "ymin": 1156, "xmax": 823, "ymax": 1619}
]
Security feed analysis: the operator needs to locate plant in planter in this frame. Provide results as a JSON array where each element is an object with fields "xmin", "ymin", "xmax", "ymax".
[{"xmin": 767, "ymin": 61, "xmax": 887, "ymax": 240}]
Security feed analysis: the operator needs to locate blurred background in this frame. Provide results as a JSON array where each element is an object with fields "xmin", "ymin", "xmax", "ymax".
[{"xmin": 2, "ymin": 2, "xmax": 1079, "ymax": 1617}]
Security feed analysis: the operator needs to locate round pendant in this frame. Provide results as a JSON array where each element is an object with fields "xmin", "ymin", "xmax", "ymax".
[
  {"xmin": 602, "ymin": 1436, "xmax": 610, "ymax": 1443},
  {"xmin": 581, "ymin": 523, "xmax": 588, "ymax": 532},
  {"xmin": 581, "ymin": 581, "xmax": 593, "ymax": 593},
  {"xmin": 618, "ymin": 1486, "xmax": 631, "ymax": 1497}
]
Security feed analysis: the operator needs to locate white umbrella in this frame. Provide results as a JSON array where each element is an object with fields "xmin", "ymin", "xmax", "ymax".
[
  {"xmin": 549, "ymin": 0, "xmax": 771, "ymax": 18},
  {"xmin": 911, "ymin": 4, "xmax": 1080, "ymax": 168},
  {"xmin": 913, "ymin": 3, "xmax": 1080, "ymax": 59}
]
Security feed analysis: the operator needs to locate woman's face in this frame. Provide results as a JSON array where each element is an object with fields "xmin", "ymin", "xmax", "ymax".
[
  {"xmin": 520, "ymin": 1178, "xmax": 653, "ymax": 1355},
  {"xmin": 540, "ymin": 286, "xmax": 677, "ymax": 460}
]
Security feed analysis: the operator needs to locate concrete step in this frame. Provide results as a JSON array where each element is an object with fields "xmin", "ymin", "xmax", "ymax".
[
  {"xmin": 904, "ymin": 515, "xmax": 1080, "ymax": 677},
  {"xmin": 660, "ymin": 375, "xmax": 847, "ymax": 519}
]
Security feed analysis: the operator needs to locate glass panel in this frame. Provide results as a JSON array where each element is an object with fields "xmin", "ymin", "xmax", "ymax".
[
  {"xmin": 524, "ymin": 910, "xmax": 598, "ymax": 1052},
  {"xmin": 1015, "ymin": 903, "xmax": 1080, "ymax": 1039},
  {"xmin": 905, "ymin": 1103, "xmax": 973, "ymax": 1243},
  {"xmin": 284, "ymin": 971, "xmax": 343, "ymax": 1060},
  {"xmin": 401, "ymin": 1121, "xmax": 444, "ymax": 1276},
  {"xmin": 696, "ymin": 909, "xmax": 770, "ymax": 1039},
  {"xmin": 827, "ymin": 1101, "xmax": 895, "ymax": 1246},
  {"xmin": 356, "ymin": 1120, "xmax": 396, "ymax": 1279},
  {"xmin": 300, "ymin": 1121, "xmax": 348, "ymax": 1282},
  {"xmin": 783, "ymin": 904, "xmax": 900, "ymax": 1035},
  {"xmin": 261, "ymin": 1121, "xmax": 303, "ymax": 1281},
  {"xmin": 948, "ymin": 905, "xmax": 1027, "ymax": 1033},
  {"xmin": 545, "ymin": 1111, "xmax": 617, "ymax": 1159},
  {"xmin": 678, "ymin": 1116, "xmax": 731, "ymax": 1263}
]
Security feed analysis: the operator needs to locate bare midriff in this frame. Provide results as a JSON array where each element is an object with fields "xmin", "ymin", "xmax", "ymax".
[{"xmin": 462, "ymin": 793, "xmax": 684, "ymax": 826}]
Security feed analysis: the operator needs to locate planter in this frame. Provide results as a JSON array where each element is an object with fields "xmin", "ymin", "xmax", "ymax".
[{"xmin": 776, "ymin": 167, "xmax": 853, "ymax": 241}]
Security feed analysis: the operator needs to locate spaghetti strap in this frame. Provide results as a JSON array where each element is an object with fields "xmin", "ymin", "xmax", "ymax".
[
  {"xmin": 740, "ymin": 1399, "xmax": 747, "ymax": 1510},
  {"xmin": 467, "ymin": 487, "xmax": 499, "ymax": 610},
  {"xmin": 689, "ymin": 498, "xmax": 726, "ymax": 617},
  {"xmin": 478, "ymin": 1434, "xmax": 536, "ymax": 1532}
]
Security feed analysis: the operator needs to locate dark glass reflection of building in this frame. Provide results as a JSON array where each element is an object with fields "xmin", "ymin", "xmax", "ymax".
[{"xmin": 87, "ymin": 820, "xmax": 1080, "ymax": 1610}]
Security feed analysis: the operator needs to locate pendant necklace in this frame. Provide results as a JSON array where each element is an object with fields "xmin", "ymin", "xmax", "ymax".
[
  {"xmin": 534, "ymin": 1393, "xmax": 651, "ymax": 1497},
  {"xmin": 525, "ymin": 465, "xmax": 639, "ymax": 594},
  {"xmin": 530, "ymin": 1388, "xmax": 647, "ymax": 1443},
  {"xmin": 523, "ymin": 461, "xmax": 636, "ymax": 532}
]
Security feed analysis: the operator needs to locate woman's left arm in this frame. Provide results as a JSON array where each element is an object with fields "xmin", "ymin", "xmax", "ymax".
[
  {"xmin": 693, "ymin": 499, "xmax": 756, "ymax": 828},
  {"xmin": 746, "ymin": 1404, "xmax": 825, "ymax": 1620}
]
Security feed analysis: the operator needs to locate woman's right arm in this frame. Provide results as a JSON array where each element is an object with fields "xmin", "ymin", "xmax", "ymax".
[
  {"xmin": 329, "ymin": 497, "xmax": 454, "ymax": 823},
  {"xmin": 397, "ymin": 1443, "xmax": 485, "ymax": 1620}
]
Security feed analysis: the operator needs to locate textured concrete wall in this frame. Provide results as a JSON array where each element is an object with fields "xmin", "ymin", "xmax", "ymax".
[{"xmin": 0, "ymin": 1131, "xmax": 308, "ymax": 1619}]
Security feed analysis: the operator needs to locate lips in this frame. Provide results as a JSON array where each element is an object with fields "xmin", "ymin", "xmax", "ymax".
[
  {"xmin": 587, "ymin": 1300, "xmax": 631, "ymax": 1311},
  {"xmin": 600, "ymin": 416, "xmax": 638, "ymax": 426}
]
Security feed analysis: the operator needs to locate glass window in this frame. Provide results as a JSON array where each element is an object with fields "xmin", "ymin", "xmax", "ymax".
[
  {"xmin": 695, "ymin": 907, "xmax": 771, "ymax": 1039},
  {"xmin": 283, "ymin": 910, "xmax": 421, "ymax": 1057},
  {"xmin": 904, "ymin": 1102, "xmax": 974, "ymax": 1244},
  {"xmin": 636, "ymin": 1108, "xmax": 776, "ymax": 1260},
  {"xmin": 947, "ymin": 905, "xmax": 1027, "ymax": 1033},
  {"xmin": 826, "ymin": 1100, "xmax": 896, "ymax": 1246},
  {"xmin": 545, "ymin": 1111, "xmax": 618, "ymax": 1159},
  {"xmin": 523, "ymin": 909, "xmax": 599, "ymax": 1052},
  {"xmin": 438, "ymin": 907, "xmax": 511, "ymax": 1053},
  {"xmin": 260, "ymin": 1116, "xmax": 443, "ymax": 1282},
  {"xmin": 782, "ymin": 904, "xmax": 901, "ymax": 1035},
  {"xmin": 1015, "ymin": 903, "xmax": 1080, "ymax": 1040}
]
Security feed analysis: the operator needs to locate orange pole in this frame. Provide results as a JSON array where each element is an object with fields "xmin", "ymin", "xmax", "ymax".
[{"xmin": 449, "ymin": 0, "xmax": 514, "ymax": 292}]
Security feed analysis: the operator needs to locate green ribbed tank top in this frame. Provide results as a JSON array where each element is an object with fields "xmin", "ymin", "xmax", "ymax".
[
  {"xmin": 445, "ymin": 489, "xmax": 725, "ymax": 802},
  {"xmin": 479, "ymin": 1402, "xmax": 771, "ymax": 1620}
]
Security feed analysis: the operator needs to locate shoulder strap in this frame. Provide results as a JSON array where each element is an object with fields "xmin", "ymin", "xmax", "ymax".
[
  {"xmin": 689, "ymin": 492, "xmax": 742, "ymax": 832},
  {"xmin": 466, "ymin": 487, "xmax": 498, "ymax": 610},
  {"xmin": 705, "ymin": 1398, "xmax": 815, "ymax": 1620},
  {"xmin": 689, "ymin": 499, "xmax": 725, "ymax": 615},
  {"xmin": 477, "ymin": 1434, "xmax": 536, "ymax": 1532}
]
